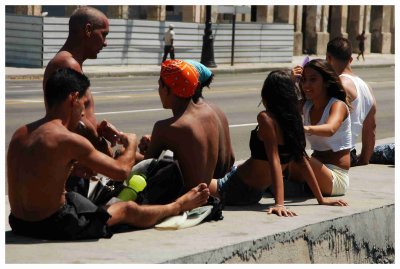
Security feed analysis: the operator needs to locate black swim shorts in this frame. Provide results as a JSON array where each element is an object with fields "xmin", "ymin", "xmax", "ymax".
[{"xmin": 9, "ymin": 192, "xmax": 112, "ymax": 240}]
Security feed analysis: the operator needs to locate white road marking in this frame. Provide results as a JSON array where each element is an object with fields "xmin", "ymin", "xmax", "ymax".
[
  {"xmin": 91, "ymin": 88, "xmax": 155, "ymax": 94},
  {"xmin": 95, "ymin": 108, "xmax": 164, "ymax": 115},
  {"xmin": 229, "ymin": 123, "xmax": 257, "ymax": 128},
  {"xmin": 7, "ymin": 99, "xmax": 43, "ymax": 103}
]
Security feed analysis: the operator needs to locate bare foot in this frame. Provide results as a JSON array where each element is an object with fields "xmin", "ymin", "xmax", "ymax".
[{"xmin": 176, "ymin": 183, "xmax": 210, "ymax": 212}]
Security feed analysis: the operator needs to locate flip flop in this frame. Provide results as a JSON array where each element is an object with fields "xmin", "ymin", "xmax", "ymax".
[{"xmin": 155, "ymin": 205, "xmax": 213, "ymax": 230}]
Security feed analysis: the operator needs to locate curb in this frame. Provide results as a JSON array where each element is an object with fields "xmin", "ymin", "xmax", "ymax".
[{"xmin": 5, "ymin": 63, "xmax": 394, "ymax": 80}]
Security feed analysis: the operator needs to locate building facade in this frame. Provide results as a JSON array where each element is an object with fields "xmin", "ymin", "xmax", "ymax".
[{"xmin": 6, "ymin": 5, "xmax": 395, "ymax": 56}]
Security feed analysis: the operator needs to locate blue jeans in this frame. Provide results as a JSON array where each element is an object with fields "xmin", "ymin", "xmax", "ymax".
[
  {"xmin": 370, "ymin": 143, "xmax": 395, "ymax": 165},
  {"xmin": 217, "ymin": 166, "xmax": 263, "ymax": 206}
]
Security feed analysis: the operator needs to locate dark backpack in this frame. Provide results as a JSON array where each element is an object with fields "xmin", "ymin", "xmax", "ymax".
[{"xmin": 138, "ymin": 157, "xmax": 185, "ymax": 205}]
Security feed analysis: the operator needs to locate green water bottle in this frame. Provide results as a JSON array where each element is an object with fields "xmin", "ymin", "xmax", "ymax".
[{"xmin": 117, "ymin": 173, "xmax": 147, "ymax": 201}]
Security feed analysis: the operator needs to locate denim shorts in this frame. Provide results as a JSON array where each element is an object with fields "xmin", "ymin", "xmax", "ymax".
[{"xmin": 217, "ymin": 166, "xmax": 263, "ymax": 206}]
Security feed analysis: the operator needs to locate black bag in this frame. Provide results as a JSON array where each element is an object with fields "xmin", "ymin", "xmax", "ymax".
[
  {"xmin": 204, "ymin": 196, "xmax": 224, "ymax": 222},
  {"xmin": 138, "ymin": 158, "xmax": 185, "ymax": 205},
  {"xmin": 88, "ymin": 179, "xmax": 125, "ymax": 206},
  {"xmin": 66, "ymin": 175, "xmax": 90, "ymax": 197}
]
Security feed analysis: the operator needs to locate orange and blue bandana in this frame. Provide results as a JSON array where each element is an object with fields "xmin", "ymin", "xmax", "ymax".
[
  {"xmin": 160, "ymin": 59, "xmax": 199, "ymax": 98},
  {"xmin": 185, "ymin": 60, "xmax": 213, "ymax": 86}
]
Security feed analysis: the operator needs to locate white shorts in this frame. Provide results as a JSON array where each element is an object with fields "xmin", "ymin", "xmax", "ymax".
[{"xmin": 325, "ymin": 164, "xmax": 349, "ymax": 196}]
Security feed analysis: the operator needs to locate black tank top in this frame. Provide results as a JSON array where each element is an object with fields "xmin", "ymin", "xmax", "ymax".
[{"xmin": 249, "ymin": 125, "xmax": 293, "ymax": 164}]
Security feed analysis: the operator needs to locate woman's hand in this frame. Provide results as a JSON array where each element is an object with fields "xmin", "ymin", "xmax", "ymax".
[
  {"xmin": 319, "ymin": 197, "xmax": 348, "ymax": 206},
  {"xmin": 267, "ymin": 204, "xmax": 297, "ymax": 217},
  {"xmin": 291, "ymin": 65, "xmax": 303, "ymax": 82},
  {"xmin": 304, "ymin": 125, "xmax": 312, "ymax": 135}
]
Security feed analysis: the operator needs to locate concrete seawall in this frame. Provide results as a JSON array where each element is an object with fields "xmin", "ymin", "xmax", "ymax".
[
  {"xmin": 5, "ymin": 139, "xmax": 395, "ymax": 264},
  {"xmin": 178, "ymin": 205, "xmax": 394, "ymax": 264}
]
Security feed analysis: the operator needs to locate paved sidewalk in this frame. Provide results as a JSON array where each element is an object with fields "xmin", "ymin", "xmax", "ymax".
[{"xmin": 5, "ymin": 53, "xmax": 395, "ymax": 80}]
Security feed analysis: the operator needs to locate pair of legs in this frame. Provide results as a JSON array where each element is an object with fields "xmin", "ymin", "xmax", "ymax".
[
  {"xmin": 162, "ymin": 45, "xmax": 175, "ymax": 62},
  {"xmin": 106, "ymin": 183, "xmax": 209, "ymax": 228},
  {"xmin": 288, "ymin": 157, "xmax": 334, "ymax": 196},
  {"xmin": 357, "ymin": 48, "xmax": 365, "ymax": 61}
]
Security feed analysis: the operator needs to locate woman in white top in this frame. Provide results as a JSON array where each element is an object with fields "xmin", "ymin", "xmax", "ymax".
[{"xmin": 291, "ymin": 59, "xmax": 352, "ymax": 196}]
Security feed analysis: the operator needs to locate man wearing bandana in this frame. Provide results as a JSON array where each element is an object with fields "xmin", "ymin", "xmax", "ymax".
[{"xmin": 138, "ymin": 59, "xmax": 231, "ymax": 192}]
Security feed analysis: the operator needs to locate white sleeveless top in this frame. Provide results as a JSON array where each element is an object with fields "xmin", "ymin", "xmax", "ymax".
[
  {"xmin": 303, "ymin": 97, "xmax": 352, "ymax": 152},
  {"xmin": 339, "ymin": 74, "xmax": 374, "ymax": 148}
]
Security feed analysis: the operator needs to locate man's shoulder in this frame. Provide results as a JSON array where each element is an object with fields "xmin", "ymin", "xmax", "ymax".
[
  {"xmin": 152, "ymin": 118, "xmax": 176, "ymax": 133},
  {"xmin": 47, "ymin": 51, "xmax": 81, "ymax": 72},
  {"xmin": 339, "ymin": 74, "xmax": 358, "ymax": 99}
]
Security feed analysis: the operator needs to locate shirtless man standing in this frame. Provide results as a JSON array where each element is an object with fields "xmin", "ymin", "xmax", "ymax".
[
  {"xmin": 43, "ymin": 6, "xmax": 123, "ymax": 189},
  {"xmin": 139, "ymin": 59, "xmax": 230, "ymax": 192},
  {"xmin": 43, "ymin": 6, "xmax": 110, "ymax": 138},
  {"xmin": 7, "ymin": 68, "xmax": 209, "ymax": 240}
]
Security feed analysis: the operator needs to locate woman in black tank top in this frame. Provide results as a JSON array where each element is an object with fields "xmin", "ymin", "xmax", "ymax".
[{"xmin": 209, "ymin": 70, "xmax": 348, "ymax": 216}]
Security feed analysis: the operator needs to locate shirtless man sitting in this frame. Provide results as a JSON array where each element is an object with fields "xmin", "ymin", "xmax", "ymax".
[
  {"xmin": 138, "ymin": 59, "xmax": 231, "ymax": 192},
  {"xmin": 7, "ymin": 68, "xmax": 209, "ymax": 240},
  {"xmin": 185, "ymin": 60, "xmax": 235, "ymax": 179}
]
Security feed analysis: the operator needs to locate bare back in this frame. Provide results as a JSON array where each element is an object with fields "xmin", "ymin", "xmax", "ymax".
[
  {"xmin": 43, "ymin": 51, "xmax": 97, "ymax": 128},
  {"xmin": 7, "ymin": 119, "xmax": 78, "ymax": 221},
  {"xmin": 146, "ymin": 101, "xmax": 220, "ymax": 191},
  {"xmin": 206, "ymin": 101, "xmax": 235, "ymax": 178}
]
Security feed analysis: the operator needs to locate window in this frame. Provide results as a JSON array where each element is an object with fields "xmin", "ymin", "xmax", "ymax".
[{"xmin": 166, "ymin": 5, "xmax": 182, "ymax": 21}]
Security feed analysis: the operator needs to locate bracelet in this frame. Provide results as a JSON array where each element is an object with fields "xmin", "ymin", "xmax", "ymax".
[{"xmin": 269, "ymin": 204, "xmax": 287, "ymax": 210}]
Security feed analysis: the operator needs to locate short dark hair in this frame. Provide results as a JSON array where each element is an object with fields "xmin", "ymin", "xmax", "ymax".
[
  {"xmin": 327, "ymin": 37, "xmax": 353, "ymax": 61},
  {"xmin": 192, "ymin": 73, "xmax": 215, "ymax": 103},
  {"xmin": 45, "ymin": 68, "xmax": 90, "ymax": 108},
  {"xmin": 69, "ymin": 6, "xmax": 106, "ymax": 33}
]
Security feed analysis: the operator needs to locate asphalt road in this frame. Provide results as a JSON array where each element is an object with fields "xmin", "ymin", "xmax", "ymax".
[{"xmin": 5, "ymin": 65, "xmax": 394, "ymax": 166}]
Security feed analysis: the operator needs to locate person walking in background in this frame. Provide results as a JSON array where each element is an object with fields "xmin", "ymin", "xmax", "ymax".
[
  {"xmin": 356, "ymin": 30, "xmax": 366, "ymax": 61},
  {"xmin": 162, "ymin": 24, "xmax": 175, "ymax": 62}
]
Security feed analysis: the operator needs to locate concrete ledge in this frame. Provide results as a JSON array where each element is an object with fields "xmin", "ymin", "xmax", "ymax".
[
  {"xmin": 5, "ymin": 161, "xmax": 395, "ymax": 263},
  {"xmin": 182, "ymin": 205, "xmax": 394, "ymax": 264},
  {"xmin": 5, "ymin": 138, "xmax": 395, "ymax": 263}
]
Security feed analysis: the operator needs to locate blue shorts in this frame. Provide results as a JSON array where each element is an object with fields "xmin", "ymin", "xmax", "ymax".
[{"xmin": 217, "ymin": 166, "xmax": 263, "ymax": 206}]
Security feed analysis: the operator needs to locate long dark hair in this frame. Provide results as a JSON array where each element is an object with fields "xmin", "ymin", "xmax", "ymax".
[
  {"xmin": 302, "ymin": 59, "xmax": 352, "ymax": 109},
  {"xmin": 261, "ymin": 70, "xmax": 307, "ymax": 161}
]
